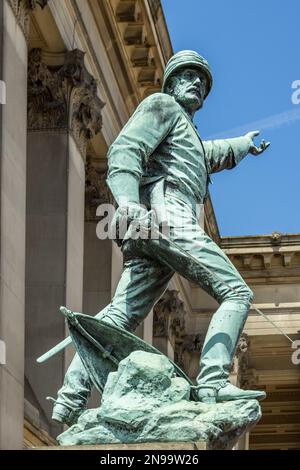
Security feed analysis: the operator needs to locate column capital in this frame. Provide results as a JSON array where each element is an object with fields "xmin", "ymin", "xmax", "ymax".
[
  {"xmin": 235, "ymin": 333, "xmax": 253, "ymax": 387},
  {"xmin": 28, "ymin": 48, "xmax": 105, "ymax": 157},
  {"xmin": 8, "ymin": 0, "xmax": 48, "ymax": 38},
  {"xmin": 85, "ymin": 158, "xmax": 114, "ymax": 221},
  {"xmin": 174, "ymin": 333, "xmax": 203, "ymax": 373},
  {"xmin": 236, "ymin": 333, "xmax": 250, "ymax": 360}
]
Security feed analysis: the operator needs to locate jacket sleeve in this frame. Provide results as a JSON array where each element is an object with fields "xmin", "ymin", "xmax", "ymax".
[
  {"xmin": 203, "ymin": 136, "xmax": 252, "ymax": 174},
  {"xmin": 107, "ymin": 93, "xmax": 178, "ymax": 205}
]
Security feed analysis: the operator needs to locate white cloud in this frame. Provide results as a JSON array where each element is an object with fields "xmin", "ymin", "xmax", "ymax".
[{"xmin": 207, "ymin": 108, "xmax": 300, "ymax": 140}]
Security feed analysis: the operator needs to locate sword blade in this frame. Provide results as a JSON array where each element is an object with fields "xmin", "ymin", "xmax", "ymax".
[
  {"xmin": 251, "ymin": 306, "xmax": 293, "ymax": 343},
  {"xmin": 37, "ymin": 336, "xmax": 72, "ymax": 363},
  {"xmin": 37, "ymin": 226, "xmax": 294, "ymax": 365},
  {"xmin": 37, "ymin": 306, "xmax": 108, "ymax": 363},
  {"xmin": 158, "ymin": 231, "xmax": 294, "ymax": 344}
]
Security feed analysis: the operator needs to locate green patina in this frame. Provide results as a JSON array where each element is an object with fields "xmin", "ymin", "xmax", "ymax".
[
  {"xmin": 46, "ymin": 50, "xmax": 270, "ymax": 444},
  {"xmin": 57, "ymin": 350, "xmax": 261, "ymax": 449}
]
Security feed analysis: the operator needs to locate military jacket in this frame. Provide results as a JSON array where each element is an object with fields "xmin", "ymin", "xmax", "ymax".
[{"xmin": 107, "ymin": 93, "xmax": 251, "ymax": 206}]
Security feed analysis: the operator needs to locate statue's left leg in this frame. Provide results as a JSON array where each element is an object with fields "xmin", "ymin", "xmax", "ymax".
[
  {"xmin": 146, "ymin": 190, "xmax": 266, "ymax": 403},
  {"xmin": 172, "ymin": 232, "xmax": 266, "ymax": 403},
  {"xmin": 177, "ymin": 232, "xmax": 264, "ymax": 402},
  {"xmin": 154, "ymin": 232, "xmax": 264, "ymax": 402}
]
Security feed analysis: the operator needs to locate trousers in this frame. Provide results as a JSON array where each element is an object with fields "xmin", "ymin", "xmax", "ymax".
[{"xmin": 55, "ymin": 187, "xmax": 253, "ymax": 411}]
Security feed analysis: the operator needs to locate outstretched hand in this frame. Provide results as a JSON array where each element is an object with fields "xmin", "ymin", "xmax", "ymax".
[{"xmin": 245, "ymin": 130, "xmax": 270, "ymax": 155}]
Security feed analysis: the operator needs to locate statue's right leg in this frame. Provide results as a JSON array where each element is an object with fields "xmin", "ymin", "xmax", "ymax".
[
  {"xmin": 52, "ymin": 305, "xmax": 111, "ymax": 426},
  {"xmin": 52, "ymin": 256, "xmax": 173, "ymax": 426}
]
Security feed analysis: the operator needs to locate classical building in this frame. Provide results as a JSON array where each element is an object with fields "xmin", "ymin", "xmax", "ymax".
[{"xmin": 0, "ymin": 0, "xmax": 299, "ymax": 450}]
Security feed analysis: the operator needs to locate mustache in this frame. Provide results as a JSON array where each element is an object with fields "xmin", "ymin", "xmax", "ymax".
[{"xmin": 187, "ymin": 86, "xmax": 201, "ymax": 92}]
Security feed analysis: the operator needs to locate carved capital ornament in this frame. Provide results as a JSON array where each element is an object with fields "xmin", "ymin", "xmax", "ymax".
[
  {"xmin": 28, "ymin": 48, "xmax": 105, "ymax": 156},
  {"xmin": 8, "ymin": 0, "xmax": 48, "ymax": 38}
]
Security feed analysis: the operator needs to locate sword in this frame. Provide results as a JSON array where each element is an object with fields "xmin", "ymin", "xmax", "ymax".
[
  {"xmin": 37, "ymin": 219, "xmax": 293, "ymax": 364},
  {"xmin": 37, "ymin": 335, "xmax": 72, "ymax": 363},
  {"xmin": 157, "ymin": 230, "xmax": 294, "ymax": 344},
  {"xmin": 131, "ymin": 215, "xmax": 294, "ymax": 344}
]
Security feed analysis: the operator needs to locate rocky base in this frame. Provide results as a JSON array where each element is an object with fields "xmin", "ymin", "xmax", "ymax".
[{"xmin": 57, "ymin": 351, "xmax": 261, "ymax": 450}]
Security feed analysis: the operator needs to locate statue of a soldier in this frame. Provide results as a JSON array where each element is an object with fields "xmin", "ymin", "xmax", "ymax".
[{"xmin": 51, "ymin": 50, "xmax": 270, "ymax": 426}]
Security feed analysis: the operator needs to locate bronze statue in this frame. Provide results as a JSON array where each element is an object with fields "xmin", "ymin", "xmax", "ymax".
[{"xmin": 45, "ymin": 51, "xmax": 270, "ymax": 427}]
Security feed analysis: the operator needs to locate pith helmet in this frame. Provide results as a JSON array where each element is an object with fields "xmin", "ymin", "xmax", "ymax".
[{"xmin": 162, "ymin": 50, "xmax": 213, "ymax": 99}]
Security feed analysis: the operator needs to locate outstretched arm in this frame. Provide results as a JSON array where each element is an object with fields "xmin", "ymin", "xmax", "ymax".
[{"xmin": 203, "ymin": 130, "xmax": 270, "ymax": 174}]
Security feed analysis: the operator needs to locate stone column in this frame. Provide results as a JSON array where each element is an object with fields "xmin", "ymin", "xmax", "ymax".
[
  {"xmin": 0, "ymin": 0, "xmax": 47, "ymax": 450},
  {"xmin": 25, "ymin": 48, "xmax": 104, "ymax": 435},
  {"xmin": 83, "ymin": 160, "xmax": 113, "ymax": 315},
  {"xmin": 142, "ymin": 309, "xmax": 154, "ymax": 344},
  {"xmin": 83, "ymin": 161, "xmax": 114, "ymax": 409},
  {"xmin": 175, "ymin": 334, "xmax": 203, "ymax": 380},
  {"xmin": 153, "ymin": 290, "xmax": 186, "ymax": 360}
]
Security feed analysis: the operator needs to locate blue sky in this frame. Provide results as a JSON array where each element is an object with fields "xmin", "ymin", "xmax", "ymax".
[{"xmin": 162, "ymin": 0, "xmax": 300, "ymax": 236}]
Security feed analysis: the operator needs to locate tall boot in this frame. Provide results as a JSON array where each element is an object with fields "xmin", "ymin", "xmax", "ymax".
[{"xmin": 196, "ymin": 300, "xmax": 266, "ymax": 403}]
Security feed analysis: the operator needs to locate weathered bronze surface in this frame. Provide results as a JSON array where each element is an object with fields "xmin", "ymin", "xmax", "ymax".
[{"xmin": 42, "ymin": 50, "xmax": 270, "ymax": 445}]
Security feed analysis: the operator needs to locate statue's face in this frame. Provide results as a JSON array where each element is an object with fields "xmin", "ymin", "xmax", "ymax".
[{"xmin": 166, "ymin": 67, "xmax": 208, "ymax": 114}]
